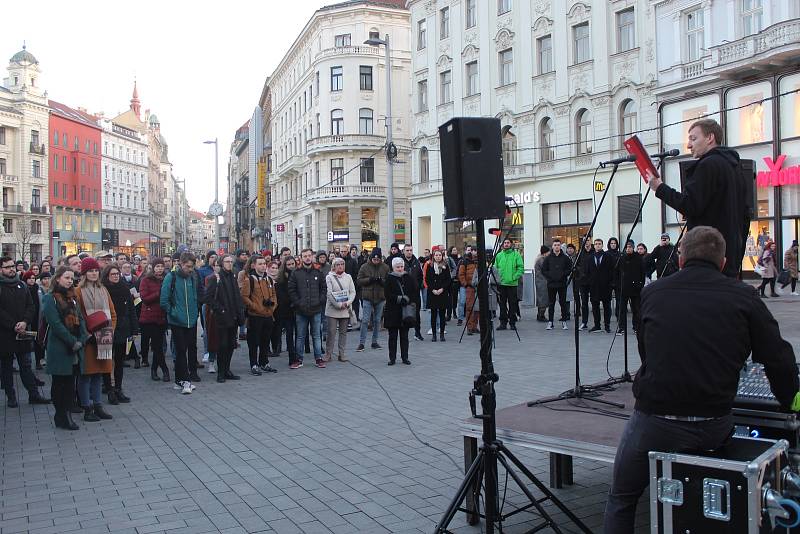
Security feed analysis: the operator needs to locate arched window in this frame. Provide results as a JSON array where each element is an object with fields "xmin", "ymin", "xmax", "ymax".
[
  {"xmin": 420, "ymin": 147, "xmax": 429, "ymax": 182},
  {"xmin": 502, "ymin": 127, "xmax": 517, "ymax": 166},
  {"xmin": 331, "ymin": 109, "xmax": 344, "ymax": 135},
  {"xmin": 619, "ymin": 99, "xmax": 637, "ymax": 147},
  {"xmin": 540, "ymin": 117, "xmax": 554, "ymax": 162},
  {"xmin": 576, "ymin": 109, "xmax": 592, "ymax": 155},
  {"xmin": 359, "ymin": 108, "xmax": 374, "ymax": 135}
]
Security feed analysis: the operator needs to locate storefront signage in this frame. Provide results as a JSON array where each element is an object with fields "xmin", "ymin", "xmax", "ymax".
[
  {"xmin": 594, "ymin": 181, "xmax": 605, "ymax": 192},
  {"xmin": 276, "ymin": 223, "xmax": 285, "ymax": 232},
  {"xmin": 506, "ymin": 191, "xmax": 541, "ymax": 204},
  {"xmin": 757, "ymin": 155, "xmax": 800, "ymax": 187},
  {"xmin": 327, "ymin": 230, "xmax": 349, "ymax": 242}
]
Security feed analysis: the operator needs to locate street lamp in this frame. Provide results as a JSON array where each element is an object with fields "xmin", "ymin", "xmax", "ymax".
[
  {"xmin": 203, "ymin": 138, "xmax": 222, "ymax": 252},
  {"xmin": 364, "ymin": 34, "xmax": 395, "ymax": 252}
]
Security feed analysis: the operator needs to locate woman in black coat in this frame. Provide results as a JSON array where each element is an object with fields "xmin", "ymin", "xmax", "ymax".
[
  {"xmin": 383, "ymin": 257, "xmax": 418, "ymax": 365},
  {"xmin": 273, "ymin": 256, "xmax": 297, "ymax": 364},
  {"xmin": 206, "ymin": 254, "xmax": 245, "ymax": 382},
  {"xmin": 424, "ymin": 249, "xmax": 450, "ymax": 342},
  {"xmin": 102, "ymin": 264, "xmax": 139, "ymax": 405}
]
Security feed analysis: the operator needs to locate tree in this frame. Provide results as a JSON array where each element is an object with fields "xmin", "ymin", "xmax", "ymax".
[{"xmin": 14, "ymin": 214, "xmax": 35, "ymax": 262}]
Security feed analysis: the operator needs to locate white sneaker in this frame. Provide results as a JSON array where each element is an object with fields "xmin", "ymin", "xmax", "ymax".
[
  {"xmin": 579, "ymin": 323, "xmax": 588, "ymax": 331},
  {"xmin": 181, "ymin": 381, "xmax": 193, "ymax": 395},
  {"xmin": 546, "ymin": 322, "xmax": 554, "ymax": 330},
  {"xmin": 793, "ymin": 292, "xmax": 799, "ymax": 296},
  {"xmin": 208, "ymin": 361, "xmax": 216, "ymax": 374},
  {"xmin": 561, "ymin": 321, "xmax": 568, "ymax": 330},
  {"xmin": 202, "ymin": 353, "xmax": 209, "ymax": 363},
  {"xmin": 427, "ymin": 328, "xmax": 433, "ymax": 335}
]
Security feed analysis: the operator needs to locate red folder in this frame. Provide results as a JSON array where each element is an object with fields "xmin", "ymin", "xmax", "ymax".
[{"xmin": 624, "ymin": 135, "xmax": 658, "ymax": 183}]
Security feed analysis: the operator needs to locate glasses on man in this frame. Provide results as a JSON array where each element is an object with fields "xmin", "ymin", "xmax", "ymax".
[
  {"xmin": 223, "ymin": 260, "xmax": 234, "ymax": 264},
  {"xmin": 1, "ymin": 264, "xmax": 15, "ymax": 270}
]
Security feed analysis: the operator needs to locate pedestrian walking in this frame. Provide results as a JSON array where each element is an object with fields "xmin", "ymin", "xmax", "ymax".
[
  {"xmin": 424, "ymin": 249, "xmax": 450, "ymax": 342},
  {"xmin": 783, "ymin": 240, "xmax": 798, "ymax": 295},
  {"xmin": 206, "ymin": 254, "xmax": 245, "ymax": 382},
  {"xmin": 757, "ymin": 241, "xmax": 780, "ymax": 298},
  {"xmin": 325, "ymin": 257, "xmax": 356, "ymax": 362},
  {"xmin": 384, "ymin": 257, "xmax": 417, "ymax": 365},
  {"xmin": 356, "ymin": 248, "xmax": 389, "ymax": 352}
]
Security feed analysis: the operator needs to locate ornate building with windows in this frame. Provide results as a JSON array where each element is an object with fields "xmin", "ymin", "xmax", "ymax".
[
  {"xmin": 0, "ymin": 45, "xmax": 52, "ymax": 261},
  {"xmin": 408, "ymin": 0, "xmax": 661, "ymax": 267},
  {"xmin": 266, "ymin": 0, "xmax": 411, "ymax": 253}
]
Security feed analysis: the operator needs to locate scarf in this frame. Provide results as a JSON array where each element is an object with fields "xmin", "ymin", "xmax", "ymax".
[
  {"xmin": 52, "ymin": 285, "xmax": 81, "ymax": 335},
  {"xmin": 432, "ymin": 261, "xmax": 444, "ymax": 276},
  {"xmin": 80, "ymin": 283, "xmax": 113, "ymax": 360}
]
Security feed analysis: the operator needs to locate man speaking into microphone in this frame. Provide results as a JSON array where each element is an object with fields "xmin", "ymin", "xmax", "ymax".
[{"xmin": 646, "ymin": 119, "xmax": 750, "ymax": 278}]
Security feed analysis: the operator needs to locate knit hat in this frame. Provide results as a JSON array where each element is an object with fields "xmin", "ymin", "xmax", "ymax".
[
  {"xmin": 205, "ymin": 249, "xmax": 217, "ymax": 261},
  {"xmin": 370, "ymin": 247, "xmax": 382, "ymax": 259},
  {"xmin": 316, "ymin": 250, "xmax": 328, "ymax": 261},
  {"xmin": 37, "ymin": 271, "xmax": 52, "ymax": 280},
  {"xmin": 21, "ymin": 270, "xmax": 36, "ymax": 282},
  {"xmin": 660, "ymin": 233, "xmax": 670, "ymax": 239},
  {"xmin": 390, "ymin": 242, "xmax": 399, "ymax": 250},
  {"xmin": 80, "ymin": 257, "xmax": 101, "ymax": 274},
  {"xmin": 261, "ymin": 249, "xmax": 273, "ymax": 257}
]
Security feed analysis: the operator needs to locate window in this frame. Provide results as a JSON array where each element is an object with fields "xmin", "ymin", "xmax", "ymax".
[
  {"xmin": 32, "ymin": 160, "xmax": 41, "ymax": 178},
  {"xmin": 360, "ymin": 158, "xmax": 375, "ymax": 183},
  {"xmin": 0, "ymin": 158, "xmax": 4, "ymax": 175},
  {"xmin": 73, "ymin": 136, "xmax": 79, "ymax": 150},
  {"xmin": 499, "ymin": 49, "xmax": 513, "ymax": 85},
  {"xmin": 502, "ymin": 128, "xmax": 517, "ymax": 166},
  {"xmin": 31, "ymin": 130, "xmax": 40, "ymax": 147},
  {"xmin": 85, "ymin": 140, "xmax": 90, "ymax": 152},
  {"xmin": 330, "ymin": 158, "xmax": 344, "ymax": 185},
  {"xmin": 315, "ymin": 161, "xmax": 320, "ymax": 187},
  {"xmin": 465, "ymin": 61, "xmax": 479, "ymax": 96},
  {"xmin": 80, "ymin": 160, "xmax": 86, "ymax": 175},
  {"xmin": 439, "ymin": 70, "xmax": 452, "ymax": 104},
  {"xmin": 334, "ymin": 33, "xmax": 351, "ymax": 47},
  {"xmin": 420, "ymin": 147, "xmax": 429, "ymax": 182},
  {"xmin": 686, "ymin": 8, "xmax": 704, "ymax": 62},
  {"xmin": 72, "ymin": 185, "xmax": 77, "ymax": 200},
  {"xmin": 315, "ymin": 71, "xmax": 320, "ymax": 96},
  {"xmin": 617, "ymin": 8, "xmax": 635, "ymax": 52},
  {"xmin": 741, "ymin": 0, "xmax": 763, "ymax": 37},
  {"xmin": 330, "ymin": 66, "xmax": 343, "ymax": 91},
  {"xmin": 440, "ymin": 7, "xmax": 450, "ymax": 39},
  {"xmin": 81, "ymin": 186, "xmax": 86, "ymax": 201},
  {"xmin": 573, "ymin": 23, "xmax": 591, "ymax": 63},
  {"xmin": 540, "ymin": 118, "xmax": 554, "ymax": 162},
  {"xmin": 576, "ymin": 109, "xmax": 592, "ymax": 155},
  {"xmin": 62, "ymin": 155, "xmax": 67, "ymax": 171},
  {"xmin": 331, "ymin": 109, "xmax": 344, "ymax": 135},
  {"xmin": 498, "ymin": 0, "xmax": 511, "ymax": 15},
  {"xmin": 62, "ymin": 184, "xmax": 67, "ymax": 199},
  {"xmin": 53, "ymin": 183, "xmax": 59, "ymax": 197},
  {"xmin": 3, "ymin": 219, "xmax": 12, "ymax": 233},
  {"xmin": 360, "ymin": 66, "xmax": 373, "ymax": 90},
  {"xmin": 53, "ymin": 154, "xmax": 58, "ymax": 170},
  {"xmin": 538, "ymin": 35, "xmax": 553, "ymax": 74},
  {"xmin": 418, "ymin": 19, "xmax": 427, "ymax": 50},
  {"xmin": 62, "ymin": 133, "xmax": 67, "ymax": 146},
  {"xmin": 53, "ymin": 130, "xmax": 59, "ymax": 146},
  {"xmin": 30, "ymin": 220, "xmax": 41, "ymax": 234},
  {"xmin": 359, "ymin": 108, "xmax": 374, "ymax": 135},
  {"xmin": 0, "ymin": 127, "xmax": 5, "ymax": 145},
  {"xmin": 369, "ymin": 31, "xmax": 380, "ymax": 40},
  {"xmin": 620, "ymin": 99, "xmax": 637, "ymax": 143},
  {"xmin": 465, "ymin": 0, "xmax": 477, "ymax": 28},
  {"xmin": 418, "ymin": 79, "xmax": 428, "ymax": 111},
  {"xmin": 32, "ymin": 189, "xmax": 40, "ymax": 208}
]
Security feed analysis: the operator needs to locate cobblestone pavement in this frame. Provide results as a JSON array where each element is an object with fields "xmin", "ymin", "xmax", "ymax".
[{"xmin": 2, "ymin": 291, "xmax": 799, "ymax": 534}]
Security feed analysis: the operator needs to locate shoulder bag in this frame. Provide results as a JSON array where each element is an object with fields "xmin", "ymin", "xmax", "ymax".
[{"xmin": 395, "ymin": 277, "xmax": 417, "ymax": 327}]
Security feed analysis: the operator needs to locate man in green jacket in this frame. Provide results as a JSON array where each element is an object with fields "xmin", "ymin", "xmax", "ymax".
[
  {"xmin": 160, "ymin": 252, "xmax": 201, "ymax": 394},
  {"xmin": 495, "ymin": 239, "xmax": 524, "ymax": 330}
]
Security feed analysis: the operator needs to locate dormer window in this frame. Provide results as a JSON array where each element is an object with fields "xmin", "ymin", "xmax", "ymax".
[{"xmin": 30, "ymin": 77, "xmax": 35, "ymax": 87}]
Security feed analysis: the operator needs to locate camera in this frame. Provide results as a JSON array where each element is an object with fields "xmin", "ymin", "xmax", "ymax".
[{"xmin": 263, "ymin": 299, "xmax": 274, "ymax": 307}]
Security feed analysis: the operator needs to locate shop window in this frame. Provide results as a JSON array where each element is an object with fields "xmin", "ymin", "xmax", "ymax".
[
  {"xmin": 618, "ymin": 194, "xmax": 643, "ymax": 246},
  {"xmin": 361, "ymin": 207, "xmax": 379, "ymax": 250},
  {"xmin": 542, "ymin": 199, "xmax": 593, "ymax": 248},
  {"xmin": 725, "ymin": 81, "xmax": 773, "ymax": 146},
  {"xmin": 661, "ymin": 94, "xmax": 721, "ymax": 153}
]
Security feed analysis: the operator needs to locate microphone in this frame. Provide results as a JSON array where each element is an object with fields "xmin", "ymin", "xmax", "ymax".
[
  {"xmin": 600, "ymin": 154, "xmax": 637, "ymax": 166},
  {"xmin": 650, "ymin": 149, "xmax": 680, "ymax": 159}
]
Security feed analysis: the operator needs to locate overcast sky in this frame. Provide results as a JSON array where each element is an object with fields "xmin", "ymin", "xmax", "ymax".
[{"xmin": 2, "ymin": 0, "xmax": 329, "ymax": 212}]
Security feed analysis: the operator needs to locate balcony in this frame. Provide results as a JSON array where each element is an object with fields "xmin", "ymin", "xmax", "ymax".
[
  {"xmin": 410, "ymin": 180, "xmax": 443, "ymax": 197},
  {"xmin": 285, "ymin": 199, "xmax": 303, "ymax": 213},
  {"xmin": 29, "ymin": 142, "xmax": 45, "ymax": 155},
  {"xmin": 30, "ymin": 204, "xmax": 48, "ymax": 214},
  {"xmin": 1, "ymin": 175, "xmax": 19, "ymax": 184},
  {"xmin": 306, "ymin": 134, "xmax": 386, "ymax": 157},
  {"xmin": 681, "ymin": 61, "xmax": 705, "ymax": 80},
  {"xmin": 503, "ymin": 163, "xmax": 534, "ymax": 182},
  {"xmin": 2, "ymin": 204, "xmax": 24, "ymax": 213},
  {"xmin": 277, "ymin": 154, "xmax": 304, "ymax": 178},
  {"xmin": 708, "ymin": 18, "xmax": 800, "ymax": 77},
  {"xmin": 315, "ymin": 45, "xmax": 380, "ymax": 61},
  {"xmin": 307, "ymin": 184, "xmax": 386, "ymax": 203}
]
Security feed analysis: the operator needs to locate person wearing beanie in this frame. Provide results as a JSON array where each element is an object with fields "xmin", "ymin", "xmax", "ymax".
[
  {"xmin": 356, "ymin": 248, "xmax": 389, "ymax": 351},
  {"xmin": 384, "ymin": 243, "xmax": 402, "ymax": 267},
  {"xmin": 22, "ymin": 270, "xmax": 43, "ymax": 371},
  {"xmin": 139, "ymin": 259, "xmax": 170, "ymax": 382},
  {"xmin": 784, "ymin": 240, "xmax": 799, "ymax": 295}
]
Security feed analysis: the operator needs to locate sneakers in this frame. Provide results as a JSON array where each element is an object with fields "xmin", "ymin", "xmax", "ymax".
[
  {"xmin": 546, "ymin": 322, "xmax": 554, "ymax": 330},
  {"xmin": 181, "ymin": 381, "xmax": 193, "ymax": 395},
  {"xmin": 260, "ymin": 364, "xmax": 277, "ymax": 373},
  {"xmin": 561, "ymin": 321, "xmax": 568, "ymax": 330},
  {"xmin": 371, "ymin": 342, "xmax": 381, "ymax": 349},
  {"xmin": 289, "ymin": 361, "xmax": 302, "ymax": 370},
  {"xmin": 793, "ymin": 292, "xmax": 800, "ymax": 296},
  {"xmin": 202, "ymin": 352, "xmax": 209, "ymax": 363},
  {"xmin": 356, "ymin": 344, "xmax": 365, "ymax": 352},
  {"xmin": 457, "ymin": 319, "xmax": 463, "ymax": 326},
  {"xmin": 208, "ymin": 361, "xmax": 216, "ymax": 374},
  {"xmin": 315, "ymin": 359, "xmax": 326, "ymax": 368},
  {"xmin": 579, "ymin": 323, "xmax": 588, "ymax": 331},
  {"xmin": 616, "ymin": 328, "xmax": 625, "ymax": 336},
  {"xmin": 426, "ymin": 328, "xmax": 433, "ymax": 335},
  {"xmin": 251, "ymin": 365, "xmax": 262, "ymax": 376},
  {"xmin": 414, "ymin": 333, "xmax": 424, "ymax": 341},
  {"xmin": 589, "ymin": 326, "xmax": 602, "ymax": 333}
]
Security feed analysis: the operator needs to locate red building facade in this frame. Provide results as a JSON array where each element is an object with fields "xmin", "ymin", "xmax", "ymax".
[{"xmin": 48, "ymin": 100, "xmax": 102, "ymax": 255}]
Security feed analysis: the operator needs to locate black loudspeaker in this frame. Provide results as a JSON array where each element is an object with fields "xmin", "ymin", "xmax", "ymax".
[{"xmin": 439, "ymin": 117, "xmax": 506, "ymax": 220}]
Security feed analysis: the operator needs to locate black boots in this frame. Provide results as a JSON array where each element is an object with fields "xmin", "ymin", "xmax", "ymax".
[
  {"xmin": 107, "ymin": 390, "xmax": 119, "ymax": 405},
  {"xmin": 54, "ymin": 411, "xmax": 79, "ymax": 430},
  {"xmin": 440, "ymin": 331, "xmax": 446, "ymax": 342},
  {"xmin": 115, "ymin": 389, "xmax": 130, "ymax": 403},
  {"xmin": 93, "ymin": 404, "xmax": 113, "ymax": 420},
  {"xmin": 6, "ymin": 391, "xmax": 18, "ymax": 408},
  {"xmin": 83, "ymin": 406, "xmax": 100, "ymax": 422},
  {"xmin": 151, "ymin": 368, "xmax": 160, "ymax": 381},
  {"xmin": 162, "ymin": 367, "xmax": 171, "ymax": 383},
  {"xmin": 431, "ymin": 332, "xmax": 437, "ymax": 342}
]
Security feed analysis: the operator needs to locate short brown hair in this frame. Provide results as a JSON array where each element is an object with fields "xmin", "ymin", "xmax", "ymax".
[
  {"xmin": 679, "ymin": 226, "xmax": 726, "ymax": 266},
  {"xmin": 179, "ymin": 252, "xmax": 196, "ymax": 265},
  {"xmin": 689, "ymin": 118, "xmax": 724, "ymax": 146}
]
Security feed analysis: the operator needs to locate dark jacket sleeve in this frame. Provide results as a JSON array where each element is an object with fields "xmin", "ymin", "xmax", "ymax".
[
  {"xmin": 206, "ymin": 276, "xmax": 222, "ymax": 315},
  {"xmin": 288, "ymin": 271, "xmax": 299, "ymax": 307},
  {"xmin": 541, "ymin": 255, "xmax": 552, "ymax": 282},
  {"xmin": 654, "ymin": 158, "xmax": 721, "ymax": 218},
  {"xmin": 748, "ymin": 295, "xmax": 799, "ymax": 410},
  {"xmin": 318, "ymin": 272, "xmax": 327, "ymax": 309}
]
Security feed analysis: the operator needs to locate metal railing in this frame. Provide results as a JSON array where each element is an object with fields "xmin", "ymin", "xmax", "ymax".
[
  {"xmin": 411, "ymin": 180, "xmax": 443, "ymax": 196},
  {"xmin": 315, "ymin": 45, "xmax": 380, "ymax": 60},
  {"xmin": 29, "ymin": 142, "xmax": 45, "ymax": 155},
  {"xmin": 307, "ymin": 184, "xmax": 386, "ymax": 202}
]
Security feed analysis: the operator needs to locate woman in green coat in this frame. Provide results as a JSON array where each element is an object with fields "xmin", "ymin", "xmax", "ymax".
[{"xmin": 42, "ymin": 266, "xmax": 90, "ymax": 430}]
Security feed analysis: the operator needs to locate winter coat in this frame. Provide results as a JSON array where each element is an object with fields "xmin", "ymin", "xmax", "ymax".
[
  {"xmin": 206, "ymin": 269, "xmax": 245, "ymax": 328},
  {"xmin": 403, "ymin": 255, "xmax": 423, "ymax": 294},
  {"xmin": 760, "ymin": 249, "xmax": 779, "ymax": 279},
  {"xmin": 138, "ymin": 275, "xmax": 167, "ymax": 325},
  {"xmin": 495, "ymin": 248, "xmax": 524, "ymax": 286},
  {"xmin": 424, "ymin": 262, "xmax": 451, "ymax": 310},
  {"xmin": 75, "ymin": 285, "xmax": 117, "ymax": 375},
  {"xmin": 617, "ymin": 253, "xmax": 646, "ymax": 297},
  {"xmin": 240, "ymin": 273, "xmax": 277, "ymax": 318},
  {"xmin": 344, "ymin": 255, "xmax": 360, "ymax": 280},
  {"xmin": 784, "ymin": 247, "xmax": 798, "ymax": 278},
  {"xmin": 288, "ymin": 265, "xmax": 327, "ymax": 316},
  {"xmin": 105, "ymin": 280, "xmax": 139, "ymax": 343},
  {"xmin": 458, "ymin": 258, "xmax": 477, "ymax": 288},
  {"xmin": 357, "ymin": 261, "xmax": 390, "ymax": 303},
  {"xmin": 41, "ymin": 291, "xmax": 89, "ymax": 376},
  {"xmin": 533, "ymin": 255, "xmax": 550, "ymax": 307},
  {"xmin": 274, "ymin": 276, "xmax": 294, "ymax": 320},
  {"xmin": 325, "ymin": 272, "xmax": 356, "ymax": 319},
  {"xmin": 586, "ymin": 251, "xmax": 613, "ymax": 300},
  {"xmin": 470, "ymin": 265, "xmax": 498, "ymax": 312},
  {"xmin": 203, "ymin": 274, "xmax": 219, "ymax": 352},
  {"xmin": 606, "ymin": 246, "xmax": 621, "ymax": 288},
  {"xmin": 160, "ymin": 269, "xmax": 200, "ymax": 328},
  {"xmin": 646, "ymin": 244, "xmax": 679, "ymax": 279},
  {"xmin": 575, "ymin": 246, "xmax": 594, "ymax": 288},
  {"xmin": 383, "ymin": 273, "xmax": 419, "ymax": 329},
  {"xmin": 0, "ymin": 275, "xmax": 35, "ymax": 354},
  {"xmin": 541, "ymin": 251, "xmax": 572, "ymax": 289}
]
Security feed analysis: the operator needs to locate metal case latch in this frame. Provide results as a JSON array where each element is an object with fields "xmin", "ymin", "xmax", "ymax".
[
  {"xmin": 703, "ymin": 478, "xmax": 731, "ymax": 521},
  {"xmin": 657, "ymin": 478, "xmax": 684, "ymax": 506}
]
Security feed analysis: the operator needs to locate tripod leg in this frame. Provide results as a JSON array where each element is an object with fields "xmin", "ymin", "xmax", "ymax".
[
  {"xmin": 499, "ymin": 445, "xmax": 594, "ymax": 534},
  {"xmin": 496, "ymin": 453, "xmax": 564, "ymax": 534},
  {"xmin": 435, "ymin": 450, "xmax": 485, "ymax": 533}
]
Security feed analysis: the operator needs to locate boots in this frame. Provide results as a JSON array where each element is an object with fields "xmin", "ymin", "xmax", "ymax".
[
  {"xmin": 107, "ymin": 389, "xmax": 119, "ymax": 405},
  {"xmin": 431, "ymin": 332, "xmax": 437, "ymax": 342},
  {"xmin": 55, "ymin": 410, "xmax": 79, "ymax": 430},
  {"xmin": 134, "ymin": 356, "xmax": 141, "ymax": 369},
  {"xmin": 6, "ymin": 390, "xmax": 18, "ymax": 408},
  {"xmin": 115, "ymin": 389, "xmax": 130, "ymax": 403},
  {"xmin": 151, "ymin": 368, "xmax": 160, "ymax": 381},
  {"xmin": 83, "ymin": 406, "xmax": 100, "ymax": 422},
  {"xmin": 162, "ymin": 367, "xmax": 170, "ymax": 383},
  {"xmin": 440, "ymin": 331, "xmax": 446, "ymax": 342},
  {"xmin": 93, "ymin": 404, "xmax": 113, "ymax": 420}
]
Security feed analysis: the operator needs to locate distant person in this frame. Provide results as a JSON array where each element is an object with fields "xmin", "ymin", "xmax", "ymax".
[
  {"xmin": 494, "ymin": 239, "xmax": 524, "ymax": 331},
  {"xmin": 384, "ymin": 258, "xmax": 417, "ymax": 365},
  {"xmin": 783, "ymin": 240, "xmax": 798, "ymax": 295},
  {"xmin": 541, "ymin": 239, "xmax": 571, "ymax": 330},
  {"xmin": 586, "ymin": 239, "xmax": 613, "ymax": 333},
  {"xmin": 356, "ymin": 249, "xmax": 389, "ymax": 352}
]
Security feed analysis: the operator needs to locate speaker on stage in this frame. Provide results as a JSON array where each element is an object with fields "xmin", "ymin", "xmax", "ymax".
[{"xmin": 439, "ymin": 117, "xmax": 506, "ymax": 221}]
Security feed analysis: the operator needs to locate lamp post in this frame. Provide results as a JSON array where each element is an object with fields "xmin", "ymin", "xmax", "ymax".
[
  {"xmin": 364, "ymin": 34, "xmax": 394, "ymax": 252},
  {"xmin": 203, "ymin": 138, "xmax": 221, "ymax": 252}
]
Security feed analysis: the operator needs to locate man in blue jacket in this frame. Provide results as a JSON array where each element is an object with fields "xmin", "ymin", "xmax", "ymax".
[{"xmin": 160, "ymin": 252, "xmax": 201, "ymax": 394}]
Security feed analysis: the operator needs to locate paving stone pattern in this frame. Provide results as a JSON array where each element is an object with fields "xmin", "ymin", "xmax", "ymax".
[{"xmin": 2, "ymin": 293, "xmax": 798, "ymax": 534}]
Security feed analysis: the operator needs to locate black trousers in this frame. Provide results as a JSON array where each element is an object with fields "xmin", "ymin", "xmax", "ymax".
[
  {"xmin": 113, "ymin": 343, "xmax": 126, "ymax": 390},
  {"xmin": 497, "ymin": 285, "xmax": 519, "ymax": 325},
  {"xmin": 171, "ymin": 325, "xmax": 198, "ymax": 383},
  {"xmin": 388, "ymin": 327, "xmax": 409, "ymax": 362},
  {"xmin": 0, "ymin": 350, "xmax": 37, "ymax": 399},
  {"xmin": 759, "ymin": 277, "xmax": 776, "ymax": 295},
  {"xmin": 546, "ymin": 286, "xmax": 569, "ymax": 322},
  {"xmin": 578, "ymin": 286, "xmax": 591, "ymax": 325},
  {"xmin": 352, "ymin": 289, "xmax": 361, "ymax": 321},
  {"xmin": 142, "ymin": 323, "xmax": 167, "ymax": 373},
  {"xmin": 247, "ymin": 316, "xmax": 274, "ymax": 367},
  {"xmin": 620, "ymin": 295, "xmax": 641, "ymax": 332},
  {"xmin": 51, "ymin": 373, "xmax": 75, "ymax": 417},
  {"xmin": 217, "ymin": 325, "xmax": 238, "ymax": 376},
  {"xmin": 604, "ymin": 411, "xmax": 733, "ymax": 534},
  {"xmin": 278, "ymin": 317, "xmax": 298, "ymax": 362},
  {"xmin": 592, "ymin": 297, "xmax": 612, "ymax": 328},
  {"xmin": 448, "ymin": 280, "xmax": 460, "ymax": 319},
  {"xmin": 430, "ymin": 308, "xmax": 446, "ymax": 334}
]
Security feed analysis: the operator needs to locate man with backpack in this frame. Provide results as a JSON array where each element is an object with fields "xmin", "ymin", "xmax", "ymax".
[{"xmin": 160, "ymin": 253, "xmax": 201, "ymax": 395}]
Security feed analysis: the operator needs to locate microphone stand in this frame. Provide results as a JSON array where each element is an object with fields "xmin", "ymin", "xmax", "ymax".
[{"xmin": 528, "ymin": 161, "xmax": 627, "ymax": 409}]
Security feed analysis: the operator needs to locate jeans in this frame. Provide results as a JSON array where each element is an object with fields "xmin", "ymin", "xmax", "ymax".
[
  {"xmin": 326, "ymin": 316, "xmax": 349, "ymax": 358},
  {"xmin": 421, "ymin": 289, "xmax": 427, "ymax": 310},
  {"xmin": 171, "ymin": 325, "xmax": 198, "ymax": 383},
  {"xmin": 388, "ymin": 327, "xmax": 409, "ymax": 362},
  {"xmin": 78, "ymin": 374, "xmax": 103, "ymax": 407},
  {"xmin": 497, "ymin": 285, "xmax": 520, "ymax": 325},
  {"xmin": 604, "ymin": 410, "xmax": 733, "ymax": 534},
  {"xmin": 359, "ymin": 300, "xmax": 385, "ymax": 345},
  {"xmin": 0, "ymin": 351, "xmax": 37, "ymax": 400},
  {"xmin": 547, "ymin": 286, "xmax": 570, "ymax": 322},
  {"xmin": 457, "ymin": 286, "xmax": 466, "ymax": 320},
  {"xmin": 295, "ymin": 313, "xmax": 322, "ymax": 361},
  {"xmin": 247, "ymin": 316, "xmax": 274, "ymax": 367}
]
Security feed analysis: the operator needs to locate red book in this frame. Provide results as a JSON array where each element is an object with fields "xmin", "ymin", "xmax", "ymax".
[{"xmin": 624, "ymin": 135, "xmax": 659, "ymax": 183}]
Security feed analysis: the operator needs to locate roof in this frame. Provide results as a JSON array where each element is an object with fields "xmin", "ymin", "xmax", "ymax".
[
  {"xmin": 112, "ymin": 109, "xmax": 147, "ymax": 134},
  {"xmin": 10, "ymin": 46, "xmax": 38, "ymax": 65},
  {"xmin": 319, "ymin": 0, "xmax": 406, "ymax": 12},
  {"xmin": 48, "ymin": 100, "xmax": 101, "ymax": 129}
]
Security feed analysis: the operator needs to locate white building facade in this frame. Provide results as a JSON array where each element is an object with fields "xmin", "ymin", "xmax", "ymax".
[
  {"xmin": 408, "ymin": 0, "xmax": 662, "ymax": 268},
  {"xmin": 268, "ymin": 0, "xmax": 412, "ymax": 253},
  {"xmin": 653, "ymin": 0, "xmax": 800, "ymax": 275}
]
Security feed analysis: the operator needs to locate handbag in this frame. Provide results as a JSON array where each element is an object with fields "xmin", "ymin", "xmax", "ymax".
[
  {"xmin": 395, "ymin": 277, "xmax": 417, "ymax": 327},
  {"xmin": 778, "ymin": 269, "xmax": 791, "ymax": 286},
  {"xmin": 86, "ymin": 310, "xmax": 110, "ymax": 333}
]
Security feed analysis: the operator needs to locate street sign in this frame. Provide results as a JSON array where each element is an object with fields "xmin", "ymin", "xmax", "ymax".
[
  {"xmin": 276, "ymin": 223, "xmax": 286, "ymax": 232},
  {"xmin": 327, "ymin": 230, "xmax": 349, "ymax": 242}
]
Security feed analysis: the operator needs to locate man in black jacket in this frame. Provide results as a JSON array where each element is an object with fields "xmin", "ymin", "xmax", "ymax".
[
  {"xmin": 586, "ymin": 239, "xmax": 613, "ymax": 333},
  {"xmin": 615, "ymin": 240, "xmax": 645, "ymax": 335},
  {"xmin": 206, "ymin": 255, "xmax": 245, "ymax": 382},
  {"xmin": 541, "ymin": 239, "xmax": 572, "ymax": 330},
  {"xmin": 401, "ymin": 244, "xmax": 424, "ymax": 340},
  {"xmin": 648, "ymin": 119, "xmax": 749, "ymax": 278},
  {"xmin": 645, "ymin": 233, "xmax": 679, "ymax": 279},
  {"xmin": 604, "ymin": 227, "xmax": 800, "ymax": 533},
  {"xmin": 288, "ymin": 248, "xmax": 327, "ymax": 368},
  {"xmin": 0, "ymin": 256, "xmax": 49, "ymax": 407}
]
